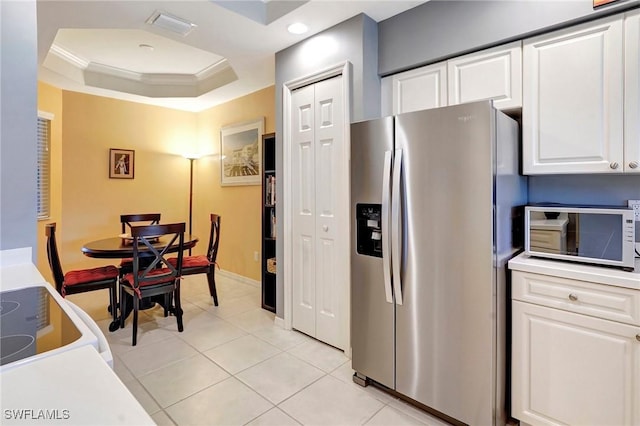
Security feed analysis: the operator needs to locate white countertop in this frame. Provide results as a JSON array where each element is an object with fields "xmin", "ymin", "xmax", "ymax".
[
  {"xmin": 509, "ymin": 253, "xmax": 640, "ymax": 291},
  {"xmin": 0, "ymin": 248, "xmax": 48, "ymax": 292},
  {"xmin": 0, "ymin": 345, "xmax": 154, "ymax": 425},
  {"xmin": 0, "ymin": 248, "xmax": 154, "ymax": 425}
]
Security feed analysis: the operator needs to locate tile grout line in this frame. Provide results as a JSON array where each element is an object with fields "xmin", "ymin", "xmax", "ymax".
[{"xmin": 84, "ymin": 279, "xmax": 445, "ymax": 426}]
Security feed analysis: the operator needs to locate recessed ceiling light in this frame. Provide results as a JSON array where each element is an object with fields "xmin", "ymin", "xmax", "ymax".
[{"xmin": 287, "ymin": 23, "xmax": 308, "ymax": 35}]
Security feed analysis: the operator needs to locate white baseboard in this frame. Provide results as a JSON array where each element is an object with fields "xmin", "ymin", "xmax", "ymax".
[
  {"xmin": 217, "ymin": 269, "xmax": 260, "ymax": 288},
  {"xmin": 217, "ymin": 269, "xmax": 283, "ymax": 322}
]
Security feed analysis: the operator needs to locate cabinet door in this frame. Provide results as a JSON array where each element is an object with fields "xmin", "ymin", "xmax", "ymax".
[
  {"xmin": 625, "ymin": 9, "xmax": 640, "ymax": 173},
  {"xmin": 391, "ymin": 62, "xmax": 447, "ymax": 114},
  {"xmin": 523, "ymin": 15, "xmax": 624, "ymax": 174},
  {"xmin": 512, "ymin": 301, "xmax": 640, "ymax": 426},
  {"xmin": 447, "ymin": 41, "xmax": 522, "ymax": 110}
]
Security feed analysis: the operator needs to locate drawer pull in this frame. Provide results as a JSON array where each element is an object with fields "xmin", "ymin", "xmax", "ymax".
[
  {"xmin": 637, "ymin": 335, "xmax": 640, "ymax": 342},
  {"xmin": 568, "ymin": 294, "xmax": 578, "ymax": 302}
]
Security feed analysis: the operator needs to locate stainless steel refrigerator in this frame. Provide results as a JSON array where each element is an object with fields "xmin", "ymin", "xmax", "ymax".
[{"xmin": 350, "ymin": 101, "xmax": 527, "ymax": 426}]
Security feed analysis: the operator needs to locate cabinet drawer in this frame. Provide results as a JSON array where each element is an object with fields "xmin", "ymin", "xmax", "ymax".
[{"xmin": 512, "ymin": 271, "xmax": 640, "ymax": 326}]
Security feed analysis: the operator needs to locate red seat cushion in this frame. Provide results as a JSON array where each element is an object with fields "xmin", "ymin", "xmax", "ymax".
[
  {"xmin": 122, "ymin": 268, "xmax": 177, "ymax": 297},
  {"xmin": 64, "ymin": 265, "xmax": 119, "ymax": 286},
  {"xmin": 168, "ymin": 255, "xmax": 210, "ymax": 269},
  {"xmin": 120, "ymin": 258, "xmax": 133, "ymax": 267}
]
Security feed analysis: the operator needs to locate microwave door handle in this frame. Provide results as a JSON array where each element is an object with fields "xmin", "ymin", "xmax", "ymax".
[
  {"xmin": 381, "ymin": 150, "xmax": 393, "ymax": 304},
  {"xmin": 391, "ymin": 148, "xmax": 403, "ymax": 305}
]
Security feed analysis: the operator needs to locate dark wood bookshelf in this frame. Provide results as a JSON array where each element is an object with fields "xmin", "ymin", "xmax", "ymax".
[{"xmin": 261, "ymin": 133, "xmax": 276, "ymax": 313}]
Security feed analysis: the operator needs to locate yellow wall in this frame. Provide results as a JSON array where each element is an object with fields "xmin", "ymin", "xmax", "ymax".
[
  {"xmin": 37, "ymin": 82, "xmax": 63, "ymax": 284},
  {"xmin": 196, "ymin": 86, "xmax": 275, "ymax": 281},
  {"xmin": 37, "ymin": 83, "xmax": 274, "ymax": 283}
]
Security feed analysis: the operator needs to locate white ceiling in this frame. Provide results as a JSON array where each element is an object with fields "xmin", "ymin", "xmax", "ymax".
[{"xmin": 37, "ymin": 0, "xmax": 425, "ymax": 112}]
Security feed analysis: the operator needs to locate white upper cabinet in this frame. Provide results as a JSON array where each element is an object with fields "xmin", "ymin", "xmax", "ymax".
[
  {"xmin": 383, "ymin": 42, "xmax": 523, "ymax": 115},
  {"xmin": 389, "ymin": 62, "xmax": 447, "ymax": 114},
  {"xmin": 447, "ymin": 41, "xmax": 522, "ymax": 111},
  {"xmin": 625, "ymin": 9, "xmax": 640, "ymax": 173},
  {"xmin": 522, "ymin": 15, "xmax": 625, "ymax": 174}
]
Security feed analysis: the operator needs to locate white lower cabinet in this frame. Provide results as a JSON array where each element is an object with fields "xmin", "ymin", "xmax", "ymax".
[{"xmin": 511, "ymin": 270, "xmax": 640, "ymax": 426}]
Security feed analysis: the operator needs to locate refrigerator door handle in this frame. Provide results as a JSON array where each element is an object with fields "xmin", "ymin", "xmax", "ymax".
[
  {"xmin": 381, "ymin": 150, "xmax": 393, "ymax": 304},
  {"xmin": 392, "ymin": 148, "xmax": 403, "ymax": 305}
]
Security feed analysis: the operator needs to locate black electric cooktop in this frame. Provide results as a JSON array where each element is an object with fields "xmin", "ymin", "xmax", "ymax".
[{"xmin": 0, "ymin": 287, "xmax": 81, "ymax": 367}]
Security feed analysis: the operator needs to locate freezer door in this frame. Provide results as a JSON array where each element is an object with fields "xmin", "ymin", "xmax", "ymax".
[
  {"xmin": 394, "ymin": 101, "xmax": 498, "ymax": 425},
  {"xmin": 350, "ymin": 116, "xmax": 395, "ymax": 389}
]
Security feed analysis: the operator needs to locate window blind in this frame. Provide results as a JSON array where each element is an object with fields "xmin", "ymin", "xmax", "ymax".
[{"xmin": 37, "ymin": 116, "xmax": 51, "ymax": 220}]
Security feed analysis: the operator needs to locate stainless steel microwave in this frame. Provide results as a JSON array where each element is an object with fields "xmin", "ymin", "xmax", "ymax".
[{"xmin": 524, "ymin": 205, "xmax": 636, "ymax": 271}]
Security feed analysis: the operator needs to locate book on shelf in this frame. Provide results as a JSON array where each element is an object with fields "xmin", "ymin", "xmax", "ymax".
[
  {"xmin": 265, "ymin": 175, "xmax": 276, "ymax": 205},
  {"xmin": 270, "ymin": 209, "xmax": 277, "ymax": 239}
]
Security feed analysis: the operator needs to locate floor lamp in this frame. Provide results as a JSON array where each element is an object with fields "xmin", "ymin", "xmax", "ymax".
[{"xmin": 185, "ymin": 155, "xmax": 199, "ymax": 255}]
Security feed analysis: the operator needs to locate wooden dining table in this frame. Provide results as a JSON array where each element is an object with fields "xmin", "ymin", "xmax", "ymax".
[
  {"xmin": 82, "ymin": 234, "xmax": 199, "ymax": 259},
  {"xmin": 82, "ymin": 234, "xmax": 199, "ymax": 332}
]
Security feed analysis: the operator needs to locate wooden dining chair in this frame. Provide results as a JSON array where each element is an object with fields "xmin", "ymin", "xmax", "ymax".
[
  {"xmin": 45, "ymin": 223, "xmax": 119, "ymax": 323},
  {"xmin": 168, "ymin": 214, "xmax": 221, "ymax": 306},
  {"xmin": 119, "ymin": 222, "xmax": 185, "ymax": 346},
  {"xmin": 119, "ymin": 213, "xmax": 161, "ymax": 276}
]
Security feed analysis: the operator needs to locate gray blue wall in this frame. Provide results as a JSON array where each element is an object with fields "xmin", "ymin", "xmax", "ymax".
[
  {"xmin": 273, "ymin": 13, "xmax": 380, "ymax": 317},
  {"xmin": 528, "ymin": 175, "xmax": 640, "ymax": 207},
  {"xmin": 379, "ymin": 0, "xmax": 640, "ymax": 76},
  {"xmin": 1, "ymin": 0, "xmax": 38, "ymax": 256}
]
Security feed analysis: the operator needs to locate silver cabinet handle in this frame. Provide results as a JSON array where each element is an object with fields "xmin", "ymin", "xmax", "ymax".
[
  {"xmin": 568, "ymin": 294, "xmax": 578, "ymax": 302},
  {"xmin": 610, "ymin": 162, "xmax": 619, "ymax": 169},
  {"xmin": 629, "ymin": 161, "xmax": 639, "ymax": 169},
  {"xmin": 322, "ymin": 225, "xmax": 328, "ymax": 232}
]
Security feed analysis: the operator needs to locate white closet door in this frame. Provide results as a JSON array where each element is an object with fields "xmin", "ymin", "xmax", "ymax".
[
  {"xmin": 291, "ymin": 84, "xmax": 317, "ymax": 337},
  {"xmin": 290, "ymin": 75, "xmax": 347, "ymax": 350},
  {"xmin": 313, "ymin": 75, "xmax": 346, "ymax": 349}
]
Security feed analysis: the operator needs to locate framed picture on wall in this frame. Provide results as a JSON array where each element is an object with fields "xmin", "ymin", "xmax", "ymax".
[
  {"xmin": 109, "ymin": 148, "xmax": 135, "ymax": 179},
  {"xmin": 593, "ymin": 0, "xmax": 618, "ymax": 7},
  {"xmin": 220, "ymin": 118, "xmax": 264, "ymax": 186}
]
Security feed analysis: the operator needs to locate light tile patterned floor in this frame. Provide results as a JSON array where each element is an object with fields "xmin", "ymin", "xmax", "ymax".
[{"xmin": 68, "ymin": 274, "xmax": 452, "ymax": 426}]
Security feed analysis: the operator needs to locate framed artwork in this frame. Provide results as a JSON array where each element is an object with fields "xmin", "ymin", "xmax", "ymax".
[
  {"xmin": 220, "ymin": 118, "xmax": 264, "ymax": 186},
  {"xmin": 109, "ymin": 148, "xmax": 135, "ymax": 179},
  {"xmin": 593, "ymin": 0, "xmax": 618, "ymax": 7}
]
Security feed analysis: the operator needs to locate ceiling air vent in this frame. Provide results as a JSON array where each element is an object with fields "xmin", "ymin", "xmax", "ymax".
[{"xmin": 146, "ymin": 11, "xmax": 196, "ymax": 37}]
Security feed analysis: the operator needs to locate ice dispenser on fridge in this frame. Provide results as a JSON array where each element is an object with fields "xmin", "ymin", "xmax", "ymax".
[{"xmin": 356, "ymin": 204, "xmax": 382, "ymax": 257}]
